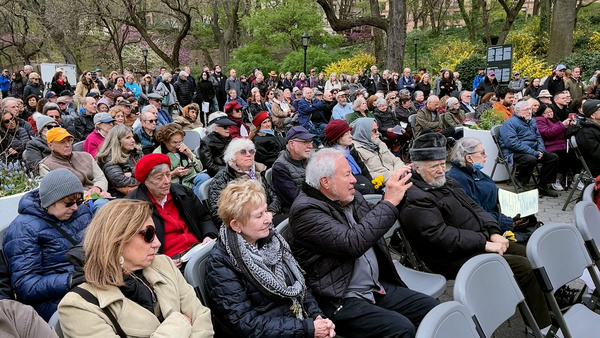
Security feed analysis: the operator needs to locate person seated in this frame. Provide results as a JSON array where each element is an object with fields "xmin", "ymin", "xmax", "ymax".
[
  {"xmin": 272, "ymin": 126, "xmax": 314, "ymax": 213},
  {"xmin": 208, "ymin": 138, "xmax": 282, "ymax": 226},
  {"xmin": 476, "ymin": 92, "xmax": 497, "ymax": 114},
  {"xmin": 296, "ymin": 87, "xmax": 327, "ymax": 146},
  {"xmin": 224, "ymin": 101, "xmax": 249, "ymax": 138},
  {"xmin": 414, "ymin": 95, "xmax": 455, "ymax": 139},
  {"xmin": 399, "ymin": 133, "xmax": 552, "ymax": 329},
  {"xmin": 174, "ymin": 103, "xmax": 203, "ymax": 130},
  {"xmin": 499, "ymin": 101, "xmax": 559, "ymax": 196},
  {"xmin": 58, "ymin": 199, "xmax": 214, "ymax": 337},
  {"xmin": 249, "ymin": 112, "xmax": 286, "ymax": 168},
  {"xmin": 289, "ymin": 149, "xmax": 438, "ymax": 338},
  {"xmin": 0, "ymin": 110, "xmax": 30, "ymax": 163},
  {"xmin": 442, "ymin": 97, "xmax": 466, "ymax": 128},
  {"xmin": 373, "ymin": 98, "xmax": 408, "ymax": 151},
  {"xmin": 3, "ymin": 169, "xmax": 92, "ymax": 320},
  {"xmin": 270, "ymin": 89, "xmax": 294, "ymax": 132},
  {"xmin": 126, "ymin": 154, "xmax": 217, "ymax": 268},
  {"xmin": 24, "ymin": 116, "xmax": 57, "ymax": 171},
  {"xmin": 205, "ymin": 180, "xmax": 334, "ymax": 337},
  {"xmin": 534, "ymin": 104, "xmax": 581, "ymax": 191},
  {"xmin": 0, "ymin": 300, "xmax": 59, "ymax": 337},
  {"xmin": 38, "ymin": 127, "xmax": 112, "ymax": 210},
  {"xmin": 575, "ymin": 99, "xmax": 600, "ymax": 177},
  {"xmin": 96, "ymin": 124, "xmax": 142, "ymax": 198},
  {"xmin": 133, "ymin": 107, "xmax": 160, "ymax": 155},
  {"xmin": 331, "ymin": 91, "xmax": 353, "ymax": 120},
  {"xmin": 351, "ymin": 117, "xmax": 404, "ymax": 185},
  {"xmin": 198, "ymin": 112, "xmax": 236, "ymax": 177},
  {"xmin": 492, "ymin": 86, "xmax": 515, "ymax": 120},
  {"xmin": 83, "ymin": 112, "xmax": 115, "ymax": 158},
  {"xmin": 153, "ymin": 123, "xmax": 210, "ymax": 198},
  {"xmin": 346, "ymin": 96, "xmax": 375, "ymax": 124},
  {"xmin": 324, "ymin": 120, "xmax": 376, "ymax": 195}
]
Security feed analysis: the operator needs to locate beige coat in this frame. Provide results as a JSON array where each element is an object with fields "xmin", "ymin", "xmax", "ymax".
[
  {"xmin": 353, "ymin": 140, "xmax": 404, "ymax": 184},
  {"xmin": 58, "ymin": 255, "xmax": 214, "ymax": 338}
]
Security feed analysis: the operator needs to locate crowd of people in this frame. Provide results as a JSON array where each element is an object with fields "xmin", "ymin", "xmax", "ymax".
[{"xmin": 0, "ymin": 61, "xmax": 598, "ymax": 337}]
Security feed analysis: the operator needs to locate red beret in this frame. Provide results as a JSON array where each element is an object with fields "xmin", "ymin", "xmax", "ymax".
[
  {"xmin": 324, "ymin": 119, "xmax": 352, "ymax": 144},
  {"xmin": 135, "ymin": 154, "xmax": 171, "ymax": 184},
  {"xmin": 224, "ymin": 100, "xmax": 243, "ymax": 114},
  {"xmin": 252, "ymin": 111, "xmax": 270, "ymax": 127}
]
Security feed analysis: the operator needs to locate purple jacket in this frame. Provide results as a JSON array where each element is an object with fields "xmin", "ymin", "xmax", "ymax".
[{"xmin": 535, "ymin": 116, "xmax": 566, "ymax": 152}]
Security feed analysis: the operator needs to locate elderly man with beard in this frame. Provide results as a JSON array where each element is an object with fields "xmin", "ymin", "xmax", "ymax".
[
  {"xmin": 289, "ymin": 148, "xmax": 438, "ymax": 338},
  {"xmin": 398, "ymin": 132, "xmax": 552, "ymax": 330},
  {"xmin": 331, "ymin": 91, "xmax": 353, "ymax": 120}
]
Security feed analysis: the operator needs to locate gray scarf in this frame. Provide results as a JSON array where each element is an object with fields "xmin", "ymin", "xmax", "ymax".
[
  {"xmin": 219, "ymin": 225, "xmax": 307, "ymax": 319},
  {"xmin": 350, "ymin": 117, "xmax": 379, "ymax": 151}
]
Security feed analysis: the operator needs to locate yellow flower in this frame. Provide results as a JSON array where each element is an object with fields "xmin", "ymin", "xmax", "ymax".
[{"xmin": 371, "ymin": 175, "xmax": 384, "ymax": 189}]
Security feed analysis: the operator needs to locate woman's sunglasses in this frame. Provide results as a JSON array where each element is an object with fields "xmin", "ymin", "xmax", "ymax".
[
  {"xmin": 64, "ymin": 199, "xmax": 84, "ymax": 208},
  {"xmin": 138, "ymin": 226, "xmax": 157, "ymax": 243}
]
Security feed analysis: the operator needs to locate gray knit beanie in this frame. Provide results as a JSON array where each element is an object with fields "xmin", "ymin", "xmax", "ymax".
[
  {"xmin": 36, "ymin": 116, "xmax": 55, "ymax": 133},
  {"xmin": 39, "ymin": 168, "xmax": 83, "ymax": 208}
]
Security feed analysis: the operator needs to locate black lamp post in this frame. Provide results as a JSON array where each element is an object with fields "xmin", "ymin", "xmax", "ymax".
[
  {"xmin": 302, "ymin": 32, "xmax": 310, "ymax": 75},
  {"xmin": 142, "ymin": 48, "xmax": 148, "ymax": 74},
  {"xmin": 413, "ymin": 37, "xmax": 419, "ymax": 70},
  {"xmin": 21, "ymin": 58, "xmax": 26, "ymax": 66}
]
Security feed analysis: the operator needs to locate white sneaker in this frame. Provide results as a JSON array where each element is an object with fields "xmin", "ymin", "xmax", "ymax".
[
  {"xmin": 551, "ymin": 179, "xmax": 564, "ymax": 191},
  {"xmin": 577, "ymin": 181, "xmax": 585, "ymax": 190}
]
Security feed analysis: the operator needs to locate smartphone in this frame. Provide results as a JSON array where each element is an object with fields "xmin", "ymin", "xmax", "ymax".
[{"xmin": 569, "ymin": 113, "xmax": 576, "ymax": 120}]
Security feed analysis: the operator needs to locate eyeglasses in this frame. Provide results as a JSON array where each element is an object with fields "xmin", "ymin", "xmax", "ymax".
[
  {"xmin": 144, "ymin": 119, "xmax": 158, "ymax": 123},
  {"xmin": 64, "ymin": 198, "xmax": 84, "ymax": 208},
  {"xmin": 3, "ymin": 116, "xmax": 15, "ymax": 124},
  {"xmin": 46, "ymin": 124, "xmax": 59, "ymax": 130},
  {"xmin": 138, "ymin": 226, "xmax": 156, "ymax": 243},
  {"xmin": 217, "ymin": 125, "xmax": 230, "ymax": 129},
  {"xmin": 31, "ymin": 77, "xmax": 40, "ymax": 80},
  {"xmin": 239, "ymin": 149, "xmax": 256, "ymax": 156},
  {"xmin": 388, "ymin": 97, "xmax": 397, "ymax": 100}
]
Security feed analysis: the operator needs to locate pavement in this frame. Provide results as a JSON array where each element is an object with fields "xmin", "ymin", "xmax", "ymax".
[{"xmin": 392, "ymin": 181, "xmax": 587, "ymax": 337}]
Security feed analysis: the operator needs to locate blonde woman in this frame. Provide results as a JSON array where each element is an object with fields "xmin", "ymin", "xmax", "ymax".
[{"xmin": 324, "ymin": 72, "xmax": 341, "ymax": 93}]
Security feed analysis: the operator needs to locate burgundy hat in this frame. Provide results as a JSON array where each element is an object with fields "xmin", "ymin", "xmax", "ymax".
[
  {"xmin": 252, "ymin": 111, "xmax": 270, "ymax": 127},
  {"xmin": 324, "ymin": 119, "xmax": 352, "ymax": 144},
  {"xmin": 135, "ymin": 154, "xmax": 171, "ymax": 184},
  {"xmin": 224, "ymin": 101, "xmax": 243, "ymax": 114}
]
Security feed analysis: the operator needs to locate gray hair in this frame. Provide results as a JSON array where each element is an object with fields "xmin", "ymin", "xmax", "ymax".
[
  {"xmin": 352, "ymin": 97, "xmax": 366, "ymax": 111},
  {"xmin": 383, "ymin": 70, "xmax": 390, "ymax": 76},
  {"xmin": 514, "ymin": 101, "xmax": 530, "ymax": 113},
  {"xmin": 450, "ymin": 137, "xmax": 482, "ymax": 167},
  {"xmin": 305, "ymin": 148, "xmax": 346, "ymax": 189},
  {"xmin": 141, "ymin": 105, "xmax": 156, "ymax": 114},
  {"xmin": 273, "ymin": 89, "xmax": 283, "ymax": 99},
  {"xmin": 375, "ymin": 98, "xmax": 387, "ymax": 107},
  {"xmin": 414, "ymin": 91, "xmax": 424, "ymax": 98},
  {"xmin": 43, "ymin": 102, "xmax": 60, "ymax": 115},
  {"xmin": 446, "ymin": 97, "xmax": 459, "ymax": 109},
  {"xmin": 223, "ymin": 138, "xmax": 255, "ymax": 166},
  {"xmin": 24, "ymin": 65, "xmax": 33, "ymax": 72},
  {"xmin": 427, "ymin": 95, "xmax": 439, "ymax": 103},
  {"xmin": 147, "ymin": 163, "xmax": 170, "ymax": 178},
  {"xmin": 370, "ymin": 65, "xmax": 377, "ymax": 71},
  {"xmin": 163, "ymin": 73, "xmax": 172, "ymax": 81}
]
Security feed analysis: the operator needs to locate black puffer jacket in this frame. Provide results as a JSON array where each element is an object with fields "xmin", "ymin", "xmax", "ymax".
[
  {"xmin": 205, "ymin": 238, "xmax": 323, "ymax": 338},
  {"xmin": 475, "ymin": 77, "xmax": 498, "ymax": 98},
  {"xmin": 126, "ymin": 184, "xmax": 218, "ymax": 254},
  {"xmin": 24, "ymin": 136, "xmax": 51, "ymax": 171},
  {"xmin": 575, "ymin": 119, "xmax": 600, "ymax": 177},
  {"xmin": 0, "ymin": 126, "xmax": 30, "ymax": 162},
  {"xmin": 195, "ymin": 79, "xmax": 215, "ymax": 103},
  {"xmin": 198, "ymin": 132, "xmax": 231, "ymax": 177},
  {"xmin": 253, "ymin": 131, "xmax": 286, "ymax": 168},
  {"xmin": 98, "ymin": 153, "xmax": 141, "ymax": 197},
  {"xmin": 174, "ymin": 79, "xmax": 194, "ymax": 107},
  {"xmin": 208, "ymin": 163, "xmax": 281, "ymax": 226},
  {"xmin": 398, "ymin": 173, "xmax": 501, "ymax": 278},
  {"xmin": 73, "ymin": 114, "xmax": 95, "ymax": 141},
  {"xmin": 289, "ymin": 183, "xmax": 405, "ymax": 307},
  {"xmin": 373, "ymin": 108, "xmax": 399, "ymax": 133}
]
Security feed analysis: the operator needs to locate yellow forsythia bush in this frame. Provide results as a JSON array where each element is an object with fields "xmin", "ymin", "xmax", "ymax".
[
  {"xmin": 324, "ymin": 53, "xmax": 376, "ymax": 77},
  {"xmin": 430, "ymin": 40, "xmax": 477, "ymax": 72},
  {"xmin": 589, "ymin": 32, "xmax": 600, "ymax": 50},
  {"xmin": 506, "ymin": 32, "xmax": 535, "ymax": 59},
  {"xmin": 512, "ymin": 55, "xmax": 552, "ymax": 80}
]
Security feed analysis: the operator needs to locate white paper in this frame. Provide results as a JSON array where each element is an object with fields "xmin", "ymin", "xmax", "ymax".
[
  {"xmin": 181, "ymin": 241, "xmax": 211, "ymax": 262},
  {"xmin": 580, "ymin": 266, "xmax": 599, "ymax": 293},
  {"xmin": 393, "ymin": 125, "xmax": 403, "ymax": 135},
  {"xmin": 399, "ymin": 122, "xmax": 407, "ymax": 129},
  {"xmin": 498, "ymin": 188, "xmax": 539, "ymax": 218},
  {"xmin": 201, "ymin": 102, "xmax": 209, "ymax": 113}
]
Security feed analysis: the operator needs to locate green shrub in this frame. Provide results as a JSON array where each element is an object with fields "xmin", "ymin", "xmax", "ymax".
[
  {"xmin": 227, "ymin": 42, "xmax": 280, "ymax": 75},
  {"xmin": 560, "ymin": 51, "xmax": 600, "ymax": 80},
  {"xmin": 471, "ymin": 108, "xmax": 507, "ymax": 131},
  {"xmin": 280, "ymin": 46, "xmax": 340, "ymax": 74},
  {"xmin": 454, "ymin": 54, "xmax": 486, "ymax": 90}
]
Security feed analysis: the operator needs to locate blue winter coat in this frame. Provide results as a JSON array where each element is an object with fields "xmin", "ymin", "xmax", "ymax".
[
  {"xmin": 205, "ymin": 238, "xmax": 323, "ymax": 338},
  {"xmin": 125, "ymin": 82, "xmax": 142, "ymax": 99},
  {"xmin": 499, "ymin": 115, "xmax": 545, "ymax": 166},
  {"xmin": 2, "ymin": 189, "xmax": 92, "ymax": 320},
  {"xmin": 397, "ymin": 75, "xmax": 415, "ymax": 93},
  {"xmin": 446, "ymin": 163, "xmax": 514, "ymax": 231},
  {"xmin": 296, "ymin": 98, "xmax": 325, "ymax": 130},
  {"xmin": 0, "ymin": 75, "xmax": 10, "ymax": 92}
]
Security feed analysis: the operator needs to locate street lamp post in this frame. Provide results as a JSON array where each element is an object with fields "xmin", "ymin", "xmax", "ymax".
[
  {"xmin": 413, "ymin": 37, "xmax": 419, "ymax": 70},
  {"xmin": 302, "ymin": 33, "xmax": 310, "ymax": 75},
  {"xmin": 142, "ymin": 48, "xmax": 148, "ymax": 74}
]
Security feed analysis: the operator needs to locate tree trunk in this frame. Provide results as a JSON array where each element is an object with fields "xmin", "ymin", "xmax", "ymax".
[
  {"xmin": 386, "ymin": 0, "xmax": 407, "ymax": 72},
  {"xmin": 538, "ymin": 0, "xmax": 552, "ymax": 33},
  {"xmin": 478, "ymin": 0, "xmax": 492, "ymax": 45},
  {"xmin": 369, "ymin": 0, "xmax": 385, "ymax": 66},
  {"xmin": 547, "ymin": 0, "xmax": 577, "ymax": 64},
  {"xmin": 497, "ymin": 0, "xmax": 527, "ymax": 45}
]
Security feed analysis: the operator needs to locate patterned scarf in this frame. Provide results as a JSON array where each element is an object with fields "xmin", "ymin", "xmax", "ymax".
[{"xmin": 220, "ymin": 226, "xmax": 307, "ymax": 319}]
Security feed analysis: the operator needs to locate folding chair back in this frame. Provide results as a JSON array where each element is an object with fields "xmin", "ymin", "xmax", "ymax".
[
  {"xmin": 574, "ymin": 201, "xmax": 600, "ymax": 264},
  {"xmin": 183, "ymin": 130, "xmax": 201, "ymax": 153},
  {"xmin": 48, "ymin": 310, "xmax": 63, "ymax": 337},
  {"xmin": 72, "ymin": 141, "xmax": 84, "ymax": 152},
  {"xmin": 264, "ymin": 168, "xmax": 273, "ymax": 189},
  {"xmin": 183, "ymin": 240, "xmax": 217, "ymax": 306},
  {"xmin": 275, "ymin": 218, "xmax": 291, "ymax": 241},
  {"xmin": 489, "ymin": 125, "xmax": 520, "ymax": 192},
  {"xmin": 415, "ymin": 301, "xmax": 479, "ymax": 338},
  {"xmin": 562, "ymin": 136, "xmax": 595, "ymax": 210},
  {"xmin": 197, "ymin": 178, "xmax": 212, "ymax": 201},
  {"xmin": 582, "ymin": 183, "xmax": 595, "ymax": 202},
  {"xmin": 408, "ymin": 114, "xmax": 417, "ymax": 129},
  {"xmin": 454, "ymin": 254, "xmax": 541, "ymax": 338}
]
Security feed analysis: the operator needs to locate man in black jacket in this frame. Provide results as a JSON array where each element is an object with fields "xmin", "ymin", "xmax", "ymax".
[
  {"xmin": 399, "ymin": 133, "xmax": 551, "ymax": 329},
  {"xmin": 198, "ymin": 112, "xmax": 236, "ymax": 177},
  {"xmin": 289, "ymin": 148, "xmax": 438, "ymax": 338},
  {"xmin": 173, "ymin": 71, "xmax": 194, "ymax": 107},
  {"xmin": 575, "ymin": 99, "xmax": 600, "ymax": 177},
  {"xmin": 126, "ymin": 154, "xmax": 217, "ymax": 268}
]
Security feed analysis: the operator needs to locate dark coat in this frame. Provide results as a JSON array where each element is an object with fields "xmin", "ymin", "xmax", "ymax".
[
  {"xmin": 289, "ymin": 183, "xmax": 405, "ymax": 307},
  {"xmin": 3, "ymin": 189, "xmax": 92, "ymax": 320},
  {"xmin": 126, "ymin": 184, "xmax": 218, "ymax": 254},
  {"xmin": 50, "ymin": 80, "xmax": 71, "ymax": 95},
  {"xmin": 24, "ymin": 136, "xmax": 51, "ymax": 171},
  {"xmin": 475, "ymin": 77, "xmax": 498, "ymax": 98},
  {"xmin": 23, "ymin": 81, "xmax": 43, "ymax": 99},
  {"xmin": 8, "ymin": 79, "xmax": 25, "ymax": 99},
  {"xmin": 575, "ymin": 119, "xmax": 600, "ymax": 177},
  {"xmin": 253, "ymin": 131, "xmax": 286, "ymax": 168},
  {"xmin": 0, "ymin": 126, "xmax": 30, "ymax": 162},
  {"xmin": 195, "ymin": 79, "xmax": 215, "ymax": 103},
  {"xmin": 373, "ymin": 108, "xmax": 399, "ymax": 133},
  {"xmin": 415, "ymin": 82, "xmax": 431, "ymax": 98},
  {"xmin": 399, "ymin": 174, "xmax": 502, "ymax": 278},
  {"xmin": 205, "ymin": 239, "xmax": 323, "ymax": 338},
  {"xmin": 438, "ymin": 78, "xmax": 457, "ymax": 98},
  {"xmin": 73, "ymin": 114, "xmax": 95, "ymax": 141},
  {"xmin": 208, "ymin": 164, "xmax": 281, "ymax": 226},
  {"xmin": 98, "ymin": 153, "xmax": 141, "ymax": 198},
  {"xmin": 174, "ymin": 79, "xmax": 194, "ymax": 107},
  {"xmin": 198, "ymin": 132, "xmax": 232, "ymax": 177}
]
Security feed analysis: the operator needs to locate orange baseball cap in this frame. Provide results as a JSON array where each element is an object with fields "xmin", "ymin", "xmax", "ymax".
[{"xmin": 46, "ymin": 127, "xmax": 74, "ymax": 143}]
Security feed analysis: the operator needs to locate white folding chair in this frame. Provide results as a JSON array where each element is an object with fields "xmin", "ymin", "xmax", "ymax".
[
  {"xmin": 582, "ymin": 183, "xmax": 595, "ymax": 203},
  {"xmin": 415, "ymin": 301, "xmax": 479, "ymax": 338},
  {"xmin": 527, "ymin": 223, "xmax": 600, "ymax": 338},
  {"xmin": 72, "ymin": 141, "xmax": 84, "ymax": 152},
  {"xmin": 183, "ymin": 240, "xmax": 217, "ymax": 306},
  {"xmin": 454, "ymin": 254, "xmax": 544, "ymax": 338},
  {"xmin": 183, "ymin": 130, "xmax": 201, "ymax": 153},
  {"xmin": 275, "ymin": 218, "xmax": 291, "ymax": 241},
  {"xmin": 48, "ymin": 310, "xmax": 63, "ymax": 337},
  {"xmin": 197, "ymin": 177, "xmax": 212, "ymax": 201}
]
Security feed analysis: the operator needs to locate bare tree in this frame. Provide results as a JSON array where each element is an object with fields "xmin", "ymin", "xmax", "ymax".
[
  {"xmin": 456, "ymin": 0, "xmax": 481, "ymax": 41},
  {"xmin": 0, "ymin": 0, "xmax": 44, "ymax": 64},
  {"xmin": 209, "ymin": 0, "xmax": 243, "ymax": 66},
  {"xmin": 497, "ymin": 0, "xmax": 527, "ymax": 45},
  {"xmin": 547, "ymin": 0, "xmax": 577, "ymax": 64}
]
